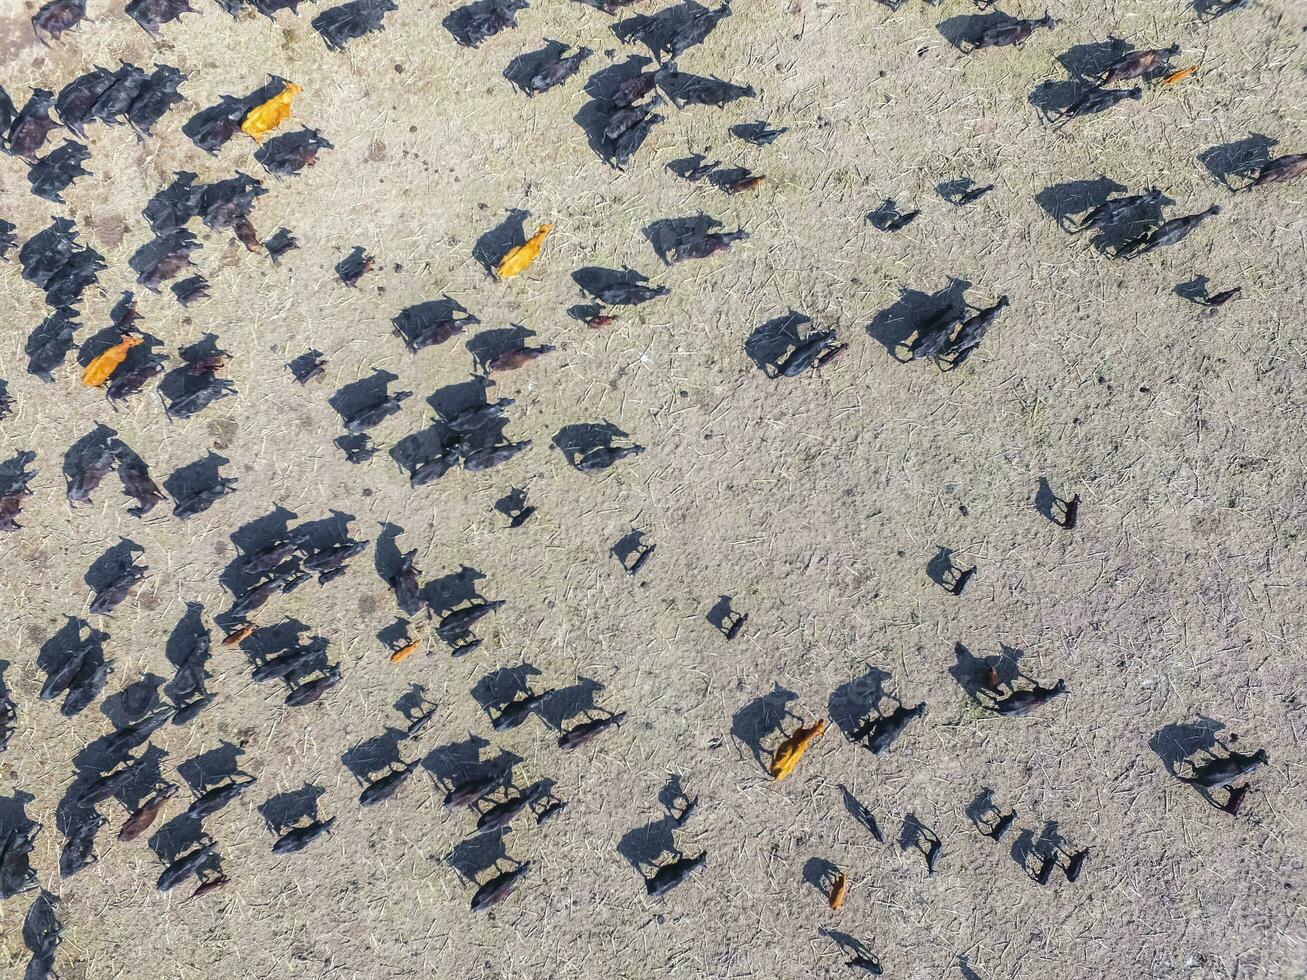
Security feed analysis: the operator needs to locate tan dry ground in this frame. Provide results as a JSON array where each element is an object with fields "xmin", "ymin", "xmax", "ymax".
[{"xmin": 1, "ymin": 0, "xmax": 1306, "ymax": 977}]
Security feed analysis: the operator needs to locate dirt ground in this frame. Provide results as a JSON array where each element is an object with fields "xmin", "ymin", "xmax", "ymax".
[{"xmin": 0, "ymin": 0, "xmax": 1305, "ymax": 977}]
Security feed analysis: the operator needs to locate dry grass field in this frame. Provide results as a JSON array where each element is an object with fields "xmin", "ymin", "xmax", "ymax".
[{"xmin": 0, "ymin": 0, "xmax": 1305, "ymax": 977}]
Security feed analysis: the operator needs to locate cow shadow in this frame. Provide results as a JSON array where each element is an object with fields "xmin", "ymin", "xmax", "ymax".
[
  {"xmin": 840, "ymin": 784, "xmax": 883, "ymax": 841},
  {"xmin": 828, "ymin": 667, "xmax": 894, "ymax": 740},
  {"xmin": 1012, "ymin": 819, "xmax": 1064, "ymax": 879},
  {"xmin": 866, "ymin": 198, "xmax": 917, "ymax": 232},
  {"xmin": 93, "ymin": 743, "xmax": 168, "ymax": 817},
  {"xmin": 84, "ymin": 537, "xmax": 145, "ymax": 597},
  {"xmin": 1034, "ymin": 176, "xmax": 1128, "ymax": 230},
  {"xmin": 442, "ymin": 0, "xmax": 525, "ymax": 47},
  {"xmin": 1198, "ymin": 133, "xmax": 1277, "ymax": 190},
  {"xmin": 472, "ymin": 209, "xmax": 531, "ymax": 276},
  {"xmin": 162, "ymin": 604, "xmax": 212, "ymax": 704},
  {"xmin": 899, "ymin": 812, "xmax": 940, "ymax": 861},
  {"xmin": 537, "ymin": 677, "xmax": 605, "ymax": 730},
  {"xmin": 37, "ymin": 617, "xmax": 108, "ymax": 701},
  {"xmin": 147, "ymin": 814, "xmax": 209, "ymax": 865},
  {"xmin": 0, "ymin": 451, "xmax": 37, "ymax": 495},
  {"xmin": 1174, "ymin": 275, "xmax": 1211, "ymax": 305},
  {"xmin": 802, "ymin": 856, "xmax": 839, "ymax": 897},
  {"xmin": 965, "ymin": 786, "xmax": 1008, "ymax": 834},
  {"xmin": 36, "ymin": 616, "xmax": 94, "ymax": 674},
  {"xmin": 446, "ymin": 833, "xmax": 510, "ymax": 886},
  {"xmin": 334, "ymin": 434, "xmax": 376, "ymax": 464},
  {"xmin": 1034, "ymin": 477, "xmax": 1058, "ymax": 524},
  {"xmin": 287, "ymin": 350, "xmax": 325, "ymax": 383},
  {"xmin": 730, "ymin": 684, "xmax": 799, "ymax": 772},
  {"xmin": 0, "ymin": 789, "xmax": 36, "ymax": 838},
  {"xmin": 1195, "ymin": 0, "xmax": 1247, "ymax": 21},
  {"xmin": 74, "ymin": 742, "xmax": 167, "ymax": 820},
  {"xmin": 936, "ymin": 176, "xmax": 985, "ymax": 205},
  {"xmin": 573, "ymin": 265, "xmax": 647, "ymax": 301},
  {"xmin": 948, "ymin": 641, "xmax": 1026, "ymax": 700},
  {"xmin": 1148, "ymin": 717, "xmax": 1228, "ymax": 777},
  {"xmin": 431, "ymin": 742, "xmax": 524, "ymax": 798},
  {"xmin": 1090, "ymin": 197, "xmax": 1168, "ymax": 258},
  {"xmin": 158, "ymin": 334, "xmax": 226, "ymax": 405},
  {"xmin": 948, "ymin": 641, "xmax": 992, "ymax": 700},
  {"xmin": 574, "ymin": 56, "xmax": 653, "ymax": 161},
  {"xmin": 62, "ymin": 424, "xmax": 117, "ymax": 489},
  {"xmin": 494, "ymin": 486, "xmax": 529, "ymax": 520},
  {"xmin": 100, "ymin": 672, "xmax": 165, "ymax": 729},
  {"xmin": 255, "ymin": 631, "xmax": 328, "ymax": 681},
  {"xmin": 471, "ymin": 663, "xmax": 544, "ymax": 717},
  {"xmin": 643, "ymin": 214, "xmax": 720, "ymax": 265},
  {"xmin": 220, "ymin": 505, "xmax": 300, "ymax": 597},
  {"xmin": 504, "ymin": 40, "xmax": 570, "ymax": 94},
  {"xmin": 425, "ymin": 387, "xmax": 498, "ymax": 458},
  {"xmin": 745, "ymin": 310, "xmax": 809, "ymax": 375},
  {"xmin": 705, "ymin": 594, "xmax": 736, "ymax": 634},
  {"xmin": 552, "ymin": 420, "xmax": 628, "ymax": 466},
  {"xmin": 293, "ymin": 510, "xmax": 358, "ymax": 553},
  {"xmin": 50, "ymin": 733, "xmax": 126, "ymax": 842},
  {"xmin": 667, "ymin": 153, "xmax": 715, "ymax": 181},
  {"xmin": 994, "ymin": 644, "xmax": 1031, "ymax": 681},
  {"xmin": 1029, "ymin": 79, "xmax": 1096, "ymax": 122},
  {"xmin": 143, "ymin": 172, "xmax": 202, "ymax": 233},
  {"xmin": 466, "ymin": 324, "xmax": 536, "ymax": 373},
  {"xmin": 422, "ymin": 733, "xmax": 499, "ymax": 787},
  {"xmin": 820, "ymin": 928, "xmax": 878, "ymax": 967},
  {"xmin": 26, "ymin": 309, "xmax": 80, "ymax": 381},
  {"xmin": 117, "ymin": 342, "xmax": 168, "ymax": 389},
  {"xmin": 389, "ymin": 420, "xmax": 458, "ymax": 475},
  {"xmin": 865, "ymin": 279, "xmax": 971, "ymax": 357},
  {"xmin": 177, "ymin": 740, "xmax": 248, "ymax": 793},
  {"xmin": 926, "ymin": 546, "xmax": 970, "ymax": 591},
  {"xmin": 731, "ymin": 119, "xmax": 785, "ymax": 144},
  {"xmin": 177, "ymin": 333, "xmax": 227, "ymax": 370},
  {"xmin": 329, "ymin": 370, "xmax": 400, "ymax": 426},
  {"xmin": 373, "ymin": 522, "xmax": 407, "ymax": 586},
  {"xmin": 421, "ymin": 564, "xmax": 485, "ymax": 615},
  {"xmin": 341, "ymin": 729, "xmax": 408, "ymax": 785},
  {"xmin": 393, "ymin": 296, "xmax": 475, "ymax": 350},
  {"xmin": 617, "ymin": 815, "xmax": 680, "ymax": 873},
  {"xmin": 1056, "ymin": 38, "xmax": 1127, "ymax": 82},
  {"xmin": 162, "ymin": 453, "xmax": 228, "ymax": 503},
  {"xmin": 395, "ymin": 684, "xmax": 433, "ymax": 722},
  {"xmin": 377, "ymin": 618, "xmax": 413, "ymax": 651},
  {"xmin": 937, "ymin": 11, "xmax": 1009, "ymax": 51},
  {"xmin": 76, "ymin": 323, "xmax": 163, "ymax": 370},
  {"xmin": 658, "ymin": 775, "xmax": 694, "ymax": 819},
  {"xmin": 429, "ymin": 375, "xmax": 495, "ymax": 424},
  {"xmin": 21, "ymin": 890, "xmax": 61, "ymax": 960},
  {"xmin": 104, "ymin": 441, "xmax": 151, "ymax": 511},
  {"xmin": 612, "ymin": 0, "xmax": 709, "ymax": 59},
  {"xmin": 258, "ymin": 784, "xmax": 326, "ymax": 834},
  {"xmin": 610, "ymin": 529, "xmax": 648, "ymax": 569},
  {"xmin": 242, "ymin": 620, "xmax": 312, "ymax": 665},
  {"xmin": 27, "ymin": 308, "xmax": 83, "ymax": 381}
]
